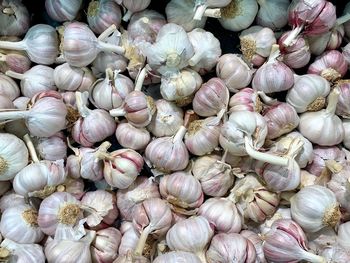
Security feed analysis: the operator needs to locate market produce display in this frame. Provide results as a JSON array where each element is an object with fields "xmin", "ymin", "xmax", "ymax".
[{"xmin": 0, "ymin": 0, "xmax": 350, "ymax": 262}]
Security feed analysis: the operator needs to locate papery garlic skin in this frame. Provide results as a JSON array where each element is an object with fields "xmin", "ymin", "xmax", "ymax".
[
  {"xmin": 198, "ymin": 198, "xmax": 242, "ymax": 233},
  {"xmin": 219, "ymin": 0, "xmax": 259, "ymax": 32},
  {"xmin": 0, "ymin": 204, "xmax": 43, "ymax": 244},
  {"xmin": 0, "ymin": 0, "xmax": 30, "ymax": 36},
  {"xmin": 91, "ymin": 227, "xmax": 121, "ymax": 263},
  {"xmin": 115, "ymin": 122, "xmax": 150, "ymax": 150},
  {"xmin": 240, "ymin": 230, "xmax": 266, "ymax": 263},
  {"xmin": 327, "ymin": 165, "xmax": 350, "ymax": 213},
  {"xmin": 229, "ymin": 88, "xmax": 262, "ymax": 113},
  {"xmin": 216, "ymin": 54, "xmax": 254, "ymax": 92},
  {"xmin": 0, "ymin": 133, "xmax": 28, "ymax": 181},
  {"xmin": 45, "ymin": 0, "xmax": 82, "ymax": 22},
  {"xmin": 0, "ymin": 191, "xmax": 26, "ymax": 212},
  {"xmin": 153, "ymin": 251, "xmax": 201, "ymax": 263},
  {"xmin": 256, "ymin": 0, "xmax": 289, "ymax": 30},
  {"xmin": 336, "ymin": 80, "xmax": 350, "ymax": 118},
  {"xmin": 1, "ymin": 238, "xmax": 45, "ymax": 263},
  {"xmin": 36, "ymin": 133, "xmax": 67, "ymax": 161},
  {"xmin": 286, "ymin": 74, "xmax": 330, "ymax": 113},
  {"xmin": 338, "ymin": 221, "xmax": 350, "ymax": 249},
  {"xmin": 291, "ymin": 185, "xmax": 341, "ymax": 233}
]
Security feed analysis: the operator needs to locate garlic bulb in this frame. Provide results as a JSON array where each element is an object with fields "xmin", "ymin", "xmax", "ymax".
[
  {"xmin": 140, "ymin": 23, "xmax": 194, "ymax": 77},
  {"xmin": 87, "ymin": 0, "xmax": 122, "ymax": 34},
  {"xmin": 188, "ymin": 28, "xmax": 221, "ymax": 74},
  {"xmin": 206, "ymin": 233, "xmax": 257, "ymax": 263},
  {"xmin": 198, "ymin": 198, "xmax": 242, "ymax": 233},
  {"xmin": 115, "ymin": 122, "xmax": 150, "ymax": 150},
  {"xmin": 193, "ymin": 77, "xmax": 229, "ymax": 117},
  {"xmin": 133, "ymin": 198, "xmax": 172, "ymax": 257},
  {"xmin": 219, "ymin": 0, "xmax": 259, "ymax": 31},
  {"xmin": 121, "ymin": 0, "xmax": 151, "ymax": 22},
  {"xmin": 192, "ymin": 154, "xmax": 235, "ymax": 197},
  {"xmin": 0, "ymin": 73, "xmax": 20, "ymax": 100},
  {"xmin": 286, "ymin": 74, "xmax": 330, "ymax": 113},
  {"xmin": 153, "ymin": 251, "xmax": 201, "ymax": 263},
  {"xmin": 0, "ymin": 133, "xmax": 28, "ymax": 181},
  {"xmin": 35, "ymin": 132, "xmax": 67, "ymax": 161},
  {"xmin": 0, "ymin": 204, "xmax": 43, "ymax": 244},
  {"xmin": 166, "ymin": 216, "xmax": 214, "ymax": 262},
  {"xmin": 338, "ymin": 221, "xmax": 350, "ymax": 249},
  {"xmin": 89, "ymin": 69, "xmax": 134, "ymax": 111},
  {"xmin": 159, "ymin": 170, "xmax": 203, "ymax": 215},
  {"xmin": 241, "ymin": 230, "xmax": 266, "ymax": 263},
  {"xmin": 216, "ymin": 54, "xmax": 254, "ymax": 92},
  {"xmin": 0, "ymin": 24, "xmax": 59, "ymax": 65},
  {"xmin": 45, "ymin": 231, "xmax": 95, "ymax": 263},
  {"xmin": 147, "ymin": 99, "xmax": 184, "ymax": 137},
  {"xmin": 299, "ymin": 88, "xmax": 344, "ymax": 146},
  {"xmin": 0, "ymin": 47, "xmax": 31, "ymax": 74},
  {"xmin": 0, "ymin": 238, "xmax": 45, "ymax": 263},
  {"xmin": 229, "ymin": 88, "xmax": 262, "ymax": 113},
  {"xmin": 92, "ymin": 52, "xmax": 127, "ymax": 77},
  {"xmin": 327, "ymin": 165, "xmax": 350, "ymax": 213},
  {"xmin": 291, "ymin": 185, "xmax": 341, "ymax": 232},
  {"xmin": 256, "ymin": 0, "xmax": 289, "ymax": 30},
  {"xmin": 118, "ymin": 221, "xmax": 139, "ymax": 255},
  {"xmin": 0, "ymin": 191, "xmax": 26, "ymax": 212},
  {"xmin": 0, "ymin": 0, "xmax": 30, "ymax": 36},
  {"xmin": 335, "ymin": 80, "xmax": 350, "ymax": 118},
  {"xmin": 193, "ymin": 0, "xmax": 231, "ymax": 21},
  {"xmin": 45, "ymin": 0, "xmax": 82, "ymax": 22},
  {"xmin": 145, "ymin": 126, "xmax": 189, "ymax": 172},
  {"xmin": 91, "ymin": 227, "xmax": 121, "ymax": 263},
  {"xmin": 263, "ymin": 219, "xmax": 326, "ymax": 263},
  {"xmin": 54, "ymin": 63, "xmax": 95, "ymax": 92},
  {"xmin": 240, "ymin": 26, "xmax": 276, "ymax": 66},
  {"xmin": 117, "ymin": 176, "xmax": 160, "ymax": 220},
  {"xmin": 166, "ymin": 0, "xmax": 206, "ymax": 32}
]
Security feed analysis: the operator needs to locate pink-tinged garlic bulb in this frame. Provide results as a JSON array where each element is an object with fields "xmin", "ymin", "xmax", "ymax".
[
  {"xmin": 0, "ymin": 204, "xmax": 43, "ymax": 244},
  {"xmin": 0, "ymin": 0, "xmax": 29, "ymax": 36},
  {"xmin": 279, "ymin": 32, "xmax": 311, "ymax": 69},
  {"xmin": 87, "ymin": 0, "xmax": 122, "ymax": 34},
  {"xmin": 91, "ymin": 227, "xmax": 121, "ymax": 263},
  {"xmin": 185, "ymin": 110, "xmax": 224, "ymax": 156},
  {"xmin": 0, "ymin": 48, "xmax": 31, "ymax": 74},
  {"xmin": 263, "ymin": 102, "xmax": 300, "ymax": 139},
  {"xmin": 81, "ymin": 190, "xmax": 118, "ymax": 228},
  {"xmin": 240, "ymin": 26, "xmax": 276, "ymax": 67},
  {"xmin": 132, "ymin": 198, "xmax": 172, "ymax": 257},
  {"xmin": 63, "ymin": 22, "xmax": 125, "ymax": 67},
  {"xmin": 263, "ymin": 219, "xmax": 326, "ymax": 263},
  {"xmin": 102, "ymin": 148, "xmax": 144, "ymax": 189},
  {"xmin": 0, "ymin": 91, "xmax": 67, "ymax": 137},
  {"xmin": 343, "ymin": 42, "xmax": 350, "ymax": 67},
  {"xmin": 0, "ymin": 72, "xmax": 20, "ymax": 99},
  {"xmin": 193, "ymin": 78, "xmax": 229, "ymax": 117},
  {"xmin": 256, "ymin": 0, "xmax": 289, "ymax": 30},
  {"xmin": 166, "ymin": 216, "xmax": 214, "ymax": 262},
  {"xmin": 343, "ymin": 120, "xmax": 350, "ymax": 150},
  {"xmin": 45, "ymin": 231, "xmax": 95, "ymax": 263},
  {"xmin": 240, "ymin": 230, "xmax": 266, "ymax": 263},
  {"xmin": 188, "ymin": 28, "xmax": 221, "ymax": 74},
  {"xmin": 198, "ymin": 198, "xmax": 242, "ymax": 233},
  {"xmin": 45, "ymin": 0, "xmax": 82, "ymax": 22},
  {"xmin": 306, "ymin": 146, "xmax": 346, "ymax": 177},
  {"xmin": 0, "ymin": 192, "xmax": 25, "ymax": 213},
  {"xmin": 140, "ymin": 23, "xmax": 194, "ymax": 77},
  {"xmin": 145, "ymin": 126, "xmax": 189, "ymax": 172},
  {"xmin": 147, "ymin": 99, "xmax": 184, "ymax": 137},
  {"xmin": 160, "ymin": 68, "xmax": 202, "ymax": 104},
  {"xmin": 61, "ymin": 177, "xmax": 85, "ymax": 200},
  {"xmin": 299, "ymin": 88, "xmax": 344, "ymax": 146},
  {"xmin": 192, "ymin": 154, "xmax": 235, "ymax": 197},
  {"xmin": 117, "ymin": 176, "xmax": 160, "ymax": 220},
  {"xmin": 118, "ymin": 221, "xmax": 139, "ymax": 255},
  {"xmin": 160, "ymin": 170, "xmax": 204, "ymax": 215},
  {"xmin": 72, "ymin": 92, "xmax": 116, "ymax": 147},
  {"xmin": 336, "ymin": 80, "xmax": 350, "ymax": 118},
  {"xmin": 0, "ymin": 239, "xmax": 45, "ymax": 263},
  {"xmin": 116, "ymin": 122, "xmax": 150, "ymax": 150},
  {"xmin": 219, "ymin": 0, "xmax": 258, "ymax": 32},
  {"xmin": 291, "ymin": 185, "xmax": 340, "ymax": 232},
  {"xmin": 120, "ymin": 0, "xmax": 151, "ymax": 22},
  {"xmin": 307, "ymin": 50, "xmax": 348, "ymax": 82},
  {"xmin": 206, "ymin": 233, "xmax": 257, "ymax": 263},
  {"xmin": 166, "ymin": 0, "xmax": 206, "ymax": 32},
  {"xmin": 6, "ymin": 65, "xmax": 56, "ymax": 98},
  {"xmin": 92, "ymin": 52, "xmax": 127, "ymax": 77},
  {"xmin": 327, "ymin": 165, "xmax": 350, "ymax": 213},
  {"xmin": 110, "ymin": 90, "xmax": 156, "ymax": 128},
  {"xmin": 54, "ymin": 63, "xmax": 95, "ymax": 92},
  {"xmin": 252, "ymin": 45, "xmax": 294, "ymax": 94},
  {"xmin": 0, "ymin": 133, "xmax": 28, "ymax": 181},
  {"xmin": 128, "ymin": 10, "xmax": 166, "ymax": 44},
  {"xmin": 154, "ymin": 251, "xmax": 201, "ymax": 263},
  {"xmin": 90, "ymin": 69, "xmax": 134, "ymax": 111},
  {"xmin": 0, "ymin": 24, "xmax": 59, "ymax": 65},
  {"xmin": 38, "ymin": 192, "xmax": 84, "ymax": 236},
  {"xmin": 259, "ymin": 207, "xmax": 292, "ymax": 235},
  {"xmin": 216, "ymin": 54, "xmax": 254, "ymax": 92},
  {"xmin": 229, "ymin": 88, "xmax": 262, "ymax": 113},
  {"xmin": 193, "ymin": 0, "xmax": 231, "ymax": 21},
  {"xmin": 228, "ymin": 173, "xmax": 280, "ymax": 223},
  {"xmin": 286, "ymin": 74, "xmax": 330, "ymax": 113},
  {"xmin": 272, "ymin": 132, "xmax": 314, "ymax": 169}
]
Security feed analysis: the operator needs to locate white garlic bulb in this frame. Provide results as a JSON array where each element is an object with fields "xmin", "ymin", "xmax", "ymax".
[
  {"xmin": 256, "ymin": 0, "xmax": 289, "ymax": 29},
  {"xmin": 0, "ymin": 133, "xmax": 28, "ymax": 181},
  {"xmin": 290, "ymin": 185, "xmax": 341, "ymax": 233},
  {"xmin": 45, "ymin": 0, "xmax": 82, "ymax": 22},
  {"xmin": 1, "ymin": 238, "xmax": 45, "ymax": 263}
]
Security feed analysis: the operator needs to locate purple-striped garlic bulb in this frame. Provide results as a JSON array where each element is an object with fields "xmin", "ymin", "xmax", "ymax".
[
  {"xmin": 229, "ymin": 87, "xmax": 263, "ymax": 113},
  {"xmin": 115, "ymin": 122, "xmax": 150, "ymax": 151},
  {"xmin": 335, "ymin": 80, "xmax": 350, "ymax": 118},
  {"xmin": 91, "ymin": 227, "xmax": 121, "ymax": 263},
  {"xmin": 0, "ymin": 0, "xmax": 30, "ymax": 36},
  {"xmin": 0, "ymin": 47, "xmax": 31, "ymax": 74},
  {"xmin": 45, "ymin": 0, "xmax": 82, "ymax": 22}
]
